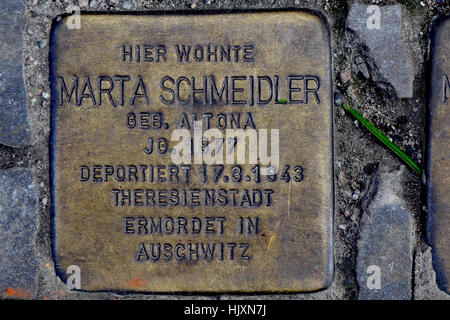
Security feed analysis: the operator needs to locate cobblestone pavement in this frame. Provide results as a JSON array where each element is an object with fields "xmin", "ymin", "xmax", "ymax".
[{"xmin": 0, "ymin": 0, "xmax": 449, "ymax": 300}]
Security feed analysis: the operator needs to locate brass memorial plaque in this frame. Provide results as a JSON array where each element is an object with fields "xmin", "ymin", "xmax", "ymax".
[
  {"xmin": 50, "ymin": 12, "xmax": 334, "ymax": 292},
  {"xmin": 427, "ymin": 16, "xmax": 450, "ymax": 294}
]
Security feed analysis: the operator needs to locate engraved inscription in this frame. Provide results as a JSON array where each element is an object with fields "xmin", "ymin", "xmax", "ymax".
[{"xmin": 55, "ymin": 74, "xmax": 321, "ymax": 106}]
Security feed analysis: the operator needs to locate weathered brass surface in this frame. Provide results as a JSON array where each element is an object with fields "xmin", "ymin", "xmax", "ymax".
[
  {"xmin": 427, "ymin": 16, "xmax": 450, "ymax": 294},
  {"xmin": 50, "ymin": 12, "xmax": 334, "ymax": 292}
]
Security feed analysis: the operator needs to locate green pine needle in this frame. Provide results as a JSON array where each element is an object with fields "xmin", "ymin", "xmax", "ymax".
[
  {"xmin": 342, "ymin": 103, "xmax": 422, "ymax": 176},
  {"xmin": 277, "ymin": 99, "xmax": 287, "ymax": 104}
]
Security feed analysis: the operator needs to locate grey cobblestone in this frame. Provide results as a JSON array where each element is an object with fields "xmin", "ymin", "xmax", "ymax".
[
  {"xmin": 356, "ymin": 166, "xmax": 414, "ymax": 300},
  {"xmin": 0, "ymin": 167, "xmax": 38, "ymax": 299},
  {"xmin": 346, "ymin": 3, "xmax": 414, "ymax": 98},
  {"xmin": 0, "ymin": 0, "xmax": 31, "ymax": 148}
]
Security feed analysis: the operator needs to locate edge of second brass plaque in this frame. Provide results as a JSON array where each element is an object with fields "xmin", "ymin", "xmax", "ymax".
[{"xmin": 426, "ymin": 15, "xmax": 450, "ymax": 295}]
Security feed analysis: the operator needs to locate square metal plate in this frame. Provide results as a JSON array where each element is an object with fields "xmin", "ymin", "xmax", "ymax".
[{"xmin": 50, "ymin": 11, "xmax": 334, "ymax": 292}]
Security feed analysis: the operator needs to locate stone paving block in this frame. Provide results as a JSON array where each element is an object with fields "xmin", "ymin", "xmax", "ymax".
[
  {"xmin": 356, "ymin": 167, "xmax": 413, "ymax": 300},
  {"xmin": 0, "ymin": 0, "xmax": 31, "ymax": 148},
  {"xmin": 414, "ymin": 247, "xmax": 450, "ymax": 300},
  {"xmin": 346, "ymin": 4, "xmax": 413, "ymax": 98},
  {"xmin": 0, "ymin": 168, "xmax": 38, "ymax": 299}
]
